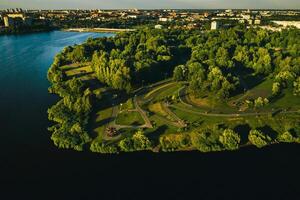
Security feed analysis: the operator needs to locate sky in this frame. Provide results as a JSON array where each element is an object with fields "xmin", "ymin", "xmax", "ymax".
[{"xmin": 0, "ymin": 0, "xmax": 300, "ymax": 9}]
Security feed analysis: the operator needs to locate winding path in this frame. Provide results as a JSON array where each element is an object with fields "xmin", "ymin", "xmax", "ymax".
[{"xmin": 177, "ymin": 86, "xmax": 300, "ymax": 117}]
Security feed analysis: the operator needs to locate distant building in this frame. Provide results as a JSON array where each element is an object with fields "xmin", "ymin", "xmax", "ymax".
[
  {"xmin": 3, "ymin": 13, "xmax": 27, "ymax": 27},
  {"xmin": 254, "ymin": 19, "xmax": 261, "ymax": 25},
  {"xmin": 159, "ymin": 17, "xmax": 172, "ymax": 22},
  {"xmin": 272, "ymin": 21, "xmax": 300, "ymax": 29},
  {"xmin": 127, "ymin": 15, "xmax": 138, "ymax": 19},
  {"xmin": 211, "ymin": 21, "xmax": 220, "ymax": 30},
  {"xmin": 155, "ymin": 24, "xmax": 163, "ymax": 29},
  {"xmin": 241, "ymin": 14, "xmax": 251, "ymax": 20}
]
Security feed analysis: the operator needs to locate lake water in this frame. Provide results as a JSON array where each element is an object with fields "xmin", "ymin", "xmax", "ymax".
[{"xmin": 0, "ymin": 31, "xmax": 300, "ymax": 199}]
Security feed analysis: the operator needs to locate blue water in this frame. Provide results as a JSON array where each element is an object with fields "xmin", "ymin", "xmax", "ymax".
[{"xmin": 0, "ymin": 31, "xmax": 114, "ymax": 148}]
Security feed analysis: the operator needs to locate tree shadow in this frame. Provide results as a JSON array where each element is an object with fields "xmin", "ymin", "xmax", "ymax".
[
  {"xmin": 62, "ymin": 65, "xmax": 83, "ymax": 72},
  {"xmin": 258, "ymin": 125, "xmax": 278, "ymax": 140},
  {"xmin": 69, "ymin": 72, "xmax": 94, "ymax": 79},
  {"xmin": 234, "ymin": 124, "xmax": 251, "ymax": 145},
  {"xmin": 243, "ymin": 74, "xmax": 265, "ymax": 90},
  {"xmin": 148, "ymin": 125, "xmax": 168, "ymax": 143}
]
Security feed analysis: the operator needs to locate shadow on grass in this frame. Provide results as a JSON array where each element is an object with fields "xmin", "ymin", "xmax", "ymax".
[
  {"xmin": 62, "ymin": 65, "xmax": 83, "ymax": 72},
  {"xmin": 68, "ymin": 72, "xmax": 94, "ymax": 79},
  {"xmin": 258, "ymin": 125, "xmax": 278, "ymax": 140},
  {"xmin": 148, "ymin": 125, "xmax": 169, "ymax": 143},
  {"xmin": 234, "ymin": 124, "xmax": 251, "ymax": 145}
]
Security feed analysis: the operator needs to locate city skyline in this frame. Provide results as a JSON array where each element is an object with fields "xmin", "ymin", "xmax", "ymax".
[{"xmin": 1, "ymin": 0, "xmax": 300, "ymax": 10}]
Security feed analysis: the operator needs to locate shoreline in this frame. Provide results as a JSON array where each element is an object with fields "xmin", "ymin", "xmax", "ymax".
[{"xmin": 62, "ymin": 27, "xmax": 136, "ymax": 33}]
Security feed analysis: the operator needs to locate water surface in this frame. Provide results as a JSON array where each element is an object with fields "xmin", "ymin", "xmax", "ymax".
[{"xmin": 0, "ymin": 31, "xmax": 113, "ymax": 149}]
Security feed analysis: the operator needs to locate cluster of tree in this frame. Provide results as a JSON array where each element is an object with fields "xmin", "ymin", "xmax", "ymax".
[
  {"xmin": 48, "ymin": 78, "xmax": 92, "ymax": 150},
  {"xmin": 172, "ymin": 27, "xmax": 300, "ymax": 100},
  {"xmin": 245, "ymin": 97, "xmax": 269, "ymax": 109},
  {"xmin": 159, "ymin": 127, "xmax": 241, "ymax": 152},
  {"xmin": 159, "ymin": 133, "xmax": 191, "ymax": 152},
  {"xmin": 118, "ymin": 130, "xmax": 152, "ymax": 152},
  {"xmin": 0, "ymin": 24, "xmax": 55, "ymax": 35},
  {"xmin": 90, "ymin": 141, "xmax": 119, "ymax": 154},
  {"xmin": 88, "ymin": 28, "xmax": 188, "ymax": 91},
  {"xmin": 58, "ymin": 27, "xmax": 299, "ymax": 98},
  {"xmin": 248, "ymin": 129, "xmax": 272, "ymax": 148},
  {"xmin": 51, "ymin": 18, "xmax": 157, "ymax": 29},
  {"xmin": 190, "ymin": 128, "xmax": 241, "ymax": 152},
  {"xmin": 160, "ymin": 124, "xmax": 300, "ymax": 152},
  {"xmin": 47, "ymin": 51, "xmax": 94, "ymax": 150}
]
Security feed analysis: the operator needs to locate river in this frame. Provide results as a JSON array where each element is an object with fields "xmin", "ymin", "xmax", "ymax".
[{"xmin": 0, "ymin": 31, "xmax": 299, "ymax": 199}]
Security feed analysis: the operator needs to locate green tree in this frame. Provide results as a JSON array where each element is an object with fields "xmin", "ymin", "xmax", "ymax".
[
  {"xmin": 293, "ymin": 77, "xmax": 300, "ymax": 96},
  {"xmin": 272, "ymin": 82, "xmax": 281, "ymax": 96},
  {"xmin": 219, "ymin": 129, "xmax": 241, "ymax": 150},
  {"xmin": 216, "ymin": 47, "xmax": 233, "ymax": 68},
  {"xmin": 278, "ymin": 131, "xmax": 295, "ymax": 143},
  {"xmin": 173, "ymin": 65, "xmax": 188, "ymax": 81},
  {"xmin": 248, "ymin": 129, "xmax": 272, "ymax": 148}
]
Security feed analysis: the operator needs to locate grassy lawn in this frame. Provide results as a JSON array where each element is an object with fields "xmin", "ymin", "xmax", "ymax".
[
  {"xmin": 148, "ymin": 102, "xmax": 173, "ymax": 120},
  {"xmin": 232, "ymin": 78, "xmax": 273, "ymax": 103},
  {"xmin": 144, "ymin": 82, "xmax": 178, "ymax": 101},
  {"xmin": 270, "ymin": 89, "xmax": 300, "ymax": 110},
  {"xmin": 120, "ymin": 98, "xmax": 135, "ymax": 111},
  {"xmin": 116, "ymin": 111, "xmax": 144, "ymax": 126},
  {"xmin": 152, "ymin": 83, "xmax": 181, "ymax": 102},
  {"xmin": 91, "ymin": 106, "xmax": 113, "ymax": 142},
  {"xmin": 188, "ymin": 93, "xmax": 237, "ymax": 113},
  {"xmin": 62, "ymin": 63, "xmax": 95, "ymax": 81},
  {"xmin": 146, "ymin": 115, "xmax": 178, "ymax": 141}
]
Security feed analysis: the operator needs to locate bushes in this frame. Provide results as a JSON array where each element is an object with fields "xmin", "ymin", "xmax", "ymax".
[
  {"xmin": 219, "ymin": 129, "xmax": 241, "ymax": 150},
  {"xmin": 119, "ymin": 130, "xmax": 152, "ymax": 152},
  {"xmin": 248, "ymin": 129, "xmax": 272, "ymax": 148},
  {"xmin": 47, "ymin": 78, "xmax": 93, "ymax": 151},
  {"xmin": 90, "ymin": 141, "xmax": 119, "ymax": 154},
  {"xmin": 190, "ymin": 129, "xmax": 222, "ymax": 152},
  {"xmin": 277, "ymin": 131, "xmax": 295, "ymax": 143},
  {"xmin": 159, "ymin": 133, "xmax": 191, "ymax": 152}
]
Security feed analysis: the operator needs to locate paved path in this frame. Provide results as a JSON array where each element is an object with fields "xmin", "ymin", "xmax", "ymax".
[
  {"xmin": 175, "ymin": 86, "xmax": 300, "ymax": 117},
  {"xmin": 162, "ymin": 102, "xmax": 186, "ymax": 128},
  {"xmin": 133, "ymin": 95, "xmax": 153, "ymax": 128}
]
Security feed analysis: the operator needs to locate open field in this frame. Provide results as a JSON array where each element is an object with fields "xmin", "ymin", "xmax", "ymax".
[
  {"xmin": 116, "ymin": 111, "xmax": 145, "ymax": 126},
  {"xmin": 61, "ymin": 63, "xmax": 95, "ymax": 81}
]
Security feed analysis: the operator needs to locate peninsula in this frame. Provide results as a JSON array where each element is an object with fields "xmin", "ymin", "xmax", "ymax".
[{"xmin": 47, "ymin": 24, "xmax": 300, "ymax": 153}]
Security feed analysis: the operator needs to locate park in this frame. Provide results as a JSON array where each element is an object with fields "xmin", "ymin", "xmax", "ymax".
[{"xmin": 47, "ymin": 27, "xmax": 300, "ymax": 153}]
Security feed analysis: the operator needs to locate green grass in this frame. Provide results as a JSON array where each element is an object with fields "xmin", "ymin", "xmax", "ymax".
[
  {"xmin": 120, "ymin": 98, "xmax": 135, "ymax": 111},
  {"xmin": 152, "ymin": 84, "xmax": 181, "ymax": 102},
  {"xmin": 116, "ymin": 111, "xmax": 144, "ymax": 126},
  {"xmin": 62, "ymin": 64, "xmax": 95, "ymax": 81},
  {"xmin": 91, "ymin": 107, "xmax": 113, "ymax": 142},
  {"xmin": 270, "ymin": 89, "xmax": 300, "ymax": 110},
  {"xmin": 87, "ymin": 78, "xmax": 299, "ymax": 148},
  {"xmin": 146, "ymin": 114, "xmax": 178, "ymax": 140},
  {"xmin": 144, "ymin": 82, "xmax": 178, "ymax": 101}
]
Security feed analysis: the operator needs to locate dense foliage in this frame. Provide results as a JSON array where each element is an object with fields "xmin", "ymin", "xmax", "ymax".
[
  {"xmin": 248, "ymin": 129, "xmax": 272, "ymax": 148},
  {"xmin": 173, "ymin": 27, "xmax": 300, "ymax": 100},
  {"xmin": 48, "ymin": 54, "xmax": 93, "ymax": 150},
  {"xmin": 47, "ymin": 26, "xmax": 300, "ymax": 153}
]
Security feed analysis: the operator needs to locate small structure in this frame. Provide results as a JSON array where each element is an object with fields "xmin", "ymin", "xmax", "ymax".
[
  {"xmin": 106, "ymin": 127, "xmax": 118, "ymax": 137},
  {"xmin": 254, "ymin": 19, "xmax": 261, "ymax": 25},
  {"xmin": 3, "ymin": 13, "xmax": 32, "ymax": 27},
  {"xmin": 155, "ymin": 24, "xmax": 163, "ymax": 29},
  {"xmin": 211, "ymin": 21, "xmax": 220, "ymax": 30}
]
